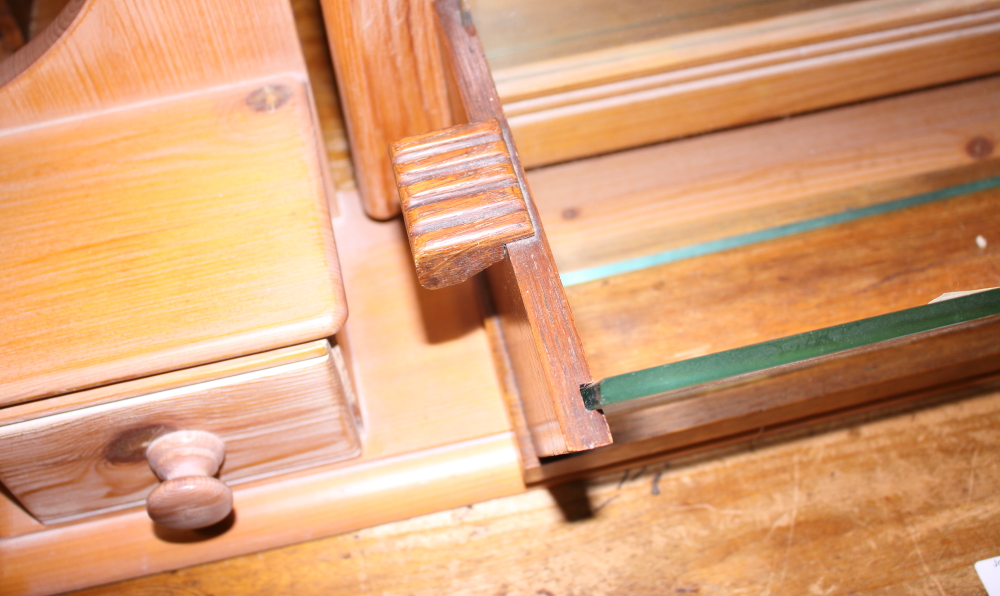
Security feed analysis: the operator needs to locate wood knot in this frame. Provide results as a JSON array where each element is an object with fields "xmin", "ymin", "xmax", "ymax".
[
  {"xmin": 246, "ymin": 84, "xmax": 291, "ymax": 113},
  {"xmin": 104, "ymin": 423, "xmax": 177, "ymax": 464},
  {"xmin": 966, "ymin": 135, "xmax": 994, "ymax": 160},
  {"xmin": 391, "ymin": 119, "xmax": 535, "ymax": 289}
]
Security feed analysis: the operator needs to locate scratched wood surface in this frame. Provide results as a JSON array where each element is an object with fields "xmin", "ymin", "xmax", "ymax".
[{"xmin": 70, "ymin": 382, "xmax": 1000, "ymax": 596}]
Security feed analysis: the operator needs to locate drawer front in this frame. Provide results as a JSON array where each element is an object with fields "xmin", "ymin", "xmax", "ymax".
[{"xmin": 0, "ymin": 341, "xmax": 359, "ymax": 523}]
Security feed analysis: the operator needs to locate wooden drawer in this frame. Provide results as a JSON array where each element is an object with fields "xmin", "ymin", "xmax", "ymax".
[{"xmin": 0, "ymin": 340, "xmax": 359, "ymax": 524}]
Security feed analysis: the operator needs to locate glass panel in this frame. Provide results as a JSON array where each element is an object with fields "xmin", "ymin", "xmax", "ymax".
[
  {"xmin": 561, "ymin": 176, "xmax": 1000, "ymax": 287},
  {"xmin": 582, "ymin": 288, "xmax": 1000, "ymax": 409},
  {"xmin": 541, "ymin": 150, "xmax": 1000, "ymax": 411},
  {"xmin": 558, "ymin": 171, "xmax": 1000, "ymax": 381}
]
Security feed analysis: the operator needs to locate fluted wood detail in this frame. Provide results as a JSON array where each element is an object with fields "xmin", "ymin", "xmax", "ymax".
[{"xmin": 391, "ymin": 119, "xmax": 535, "ymax": 289}]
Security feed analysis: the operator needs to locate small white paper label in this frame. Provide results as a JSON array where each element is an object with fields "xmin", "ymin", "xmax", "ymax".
[{"xmin": 975, "ymin": 557, "xmax": 1000, "ymax": 596}]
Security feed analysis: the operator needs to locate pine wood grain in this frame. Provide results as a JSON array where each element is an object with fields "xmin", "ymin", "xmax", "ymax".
[
  {"xmin": 2, "ymin": 432, "xmax": 523, "ymax": 596},
  {"xmin": 0, "ymin": 0, "xmax": 348, "ymax": 407},
  {"xmin": 0, "ymin": 342, "xmax": 331, "ymax": 426},
  {"xmin": 0, "ymin": 179, "xmax": 524, "ymax": 592},
  {"xmin": 502, "ymin": 2, "xmax": 1000, "ymax": 167},
  {"xmin": 0, "ymin": 181, "xmax": 527, "ymax": 593},
  {"xmin": 530, "ymin": 81, "xmax": 1000, "ymax": 479},
  {"xmin": 319, "ymin": 0, "xmax": 452, "ymax": 219},
  {"xmin": 329, "ymin": 187, "xmax": 517, "ymax": 460},
  {"xmin": 434, "ymin": 0, "xmax": 611, "ymax": 456},
  {"xmin": 66, "ymin": 384, "xmax": 1000, "ymax": 596},
  {"xmin": 0, "ymin": 78, "xmax": 346, "ymax": 406},
  {"xmin": 0, "ymin": 0, "xmax": 310, "ymax": 127},
  {"xmin": 391, "ymin": 119, "xmax": 535, "ymax": 289},
  {"xmin": 317, "ymin": 0, "xmax": 1000, "ymax": 211},
  {"xmin": 8, "ymin": 1, "xmax": 1000, "ymax": 594}
]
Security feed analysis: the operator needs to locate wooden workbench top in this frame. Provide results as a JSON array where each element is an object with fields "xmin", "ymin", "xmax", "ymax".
[{"xmin": 72, "ymin": 381, "xmax": 1000, "ymax": 595}]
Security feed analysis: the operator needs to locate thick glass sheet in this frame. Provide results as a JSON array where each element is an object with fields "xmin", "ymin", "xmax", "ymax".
[{"xmin": 583, "ymin": 288, "xmax": 1000, "ymax": 409}]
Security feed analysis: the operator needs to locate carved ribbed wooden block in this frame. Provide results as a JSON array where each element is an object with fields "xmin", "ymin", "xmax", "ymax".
[{"xmin": 391, "ymin": 119, "xmax": 535, "ymax": 289}]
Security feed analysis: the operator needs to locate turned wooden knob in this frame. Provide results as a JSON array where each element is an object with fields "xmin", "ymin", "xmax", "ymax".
[{"xmin": 145, "ymin": 430, "xmax": 232, "ymax": 530}]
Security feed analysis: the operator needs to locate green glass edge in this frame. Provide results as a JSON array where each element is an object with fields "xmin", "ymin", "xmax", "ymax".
[
  {"xmin": 562, "ymin": 176, "xmax": 1000, "ymax": 287},
  {"xmin": 583, "ymin": 288, "xmax": 1000, "ymax": 410}
]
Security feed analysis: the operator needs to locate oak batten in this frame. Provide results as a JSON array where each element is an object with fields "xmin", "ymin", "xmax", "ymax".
[{"xmin": 425, "ymin": 0, "xmax": 613, "ymax": 456}]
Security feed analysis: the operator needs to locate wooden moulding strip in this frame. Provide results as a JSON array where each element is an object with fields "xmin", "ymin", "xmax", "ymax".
[
  {"xmin": 0, "ymin": 431, "xmax": 524, "ymax": 596},
  {"xmin": 433, "ymin": 0, "xmax": 611, "ymax": 456},
  {"xmin": 502, "ymin": 5, "xmax": 1000, "ymax": 167},
  {"xmin": 0, "ymin": 341, "xmax": 330, "ymax": 426},
  {"xmin": 529, "ymin": 314, "xmax": 1000, "ymax": 484},
  {"xmin": 493, "ymin": 0, "xmax": 1000, "ymax": 102}
]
